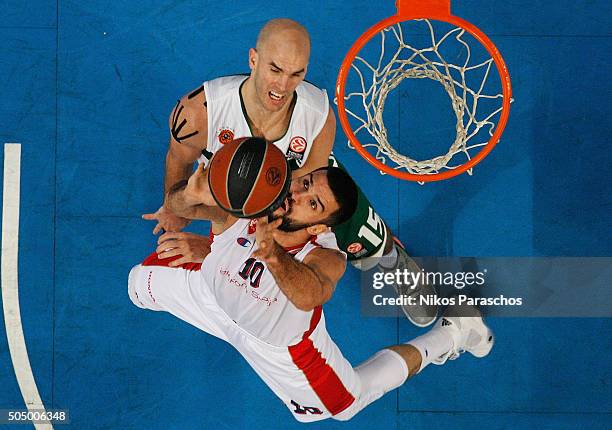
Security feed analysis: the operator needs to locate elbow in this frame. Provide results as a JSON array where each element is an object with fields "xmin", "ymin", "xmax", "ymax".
[
  {"xmin": 293, "ymin": 281, "xmax": 334, "ymax": 312},
  {"xmin": 294, "ymin": 300, "xmax": 317, "ymax": 312},
  {"xmin": 291, "ymin": 293, "xmax": 318, "ymax": 312},
  {"xmin": 294, "ymin": 303, "xmax": 316, "ymax": 312}
]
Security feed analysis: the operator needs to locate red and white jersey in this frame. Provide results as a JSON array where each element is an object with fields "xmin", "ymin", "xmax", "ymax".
[
  {"xmin": 199, "ymin": 218, "xmax": 344, "ymax": 346},
  {"xmin": 199, "ymin": 75, "xmax": 329, "ymax": 170}
]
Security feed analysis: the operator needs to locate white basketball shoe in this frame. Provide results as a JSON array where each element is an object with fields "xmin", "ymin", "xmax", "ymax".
[{"xmin": 432, "ymin": 303, "xmax": 495, "ymax": 364}]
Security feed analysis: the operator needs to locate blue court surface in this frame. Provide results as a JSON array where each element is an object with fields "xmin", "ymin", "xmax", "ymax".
[{"xmin": 1, "ymin": 1, "xmax": 611, "ymax": 429}]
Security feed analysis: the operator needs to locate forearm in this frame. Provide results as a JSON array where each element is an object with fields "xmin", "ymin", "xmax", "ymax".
[
  {"xmin": 165, "ymin": 181, "xmax": 227, "ymax": 222},
  {"xmin": 265, "ymin": 246, "xmax": 331, "ymax": 311},
  {"xmin": 179, "ymin": 204, "xmax": 228, "ymax": 223},
  {"xmin": 164, "ymin": 150, "xmax": 194, "ymax": 197}
]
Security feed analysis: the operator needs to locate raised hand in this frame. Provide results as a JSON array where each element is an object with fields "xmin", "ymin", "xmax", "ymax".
[
  {"xmin": 142, "ymin": 206, "xmax": 191, "ymax": 235},
  {"xmin": 252, "ymin": 215, "xmax": 283, "ymax": 264}
]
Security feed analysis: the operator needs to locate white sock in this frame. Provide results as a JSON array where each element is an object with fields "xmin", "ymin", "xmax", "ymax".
[
  {"xmin": 378, "ymin": 245, "xmax": 398, "ymax": 269},
  {"xmin": 407, "ymin": 326, "xmax": 454, "ymax": 373}
]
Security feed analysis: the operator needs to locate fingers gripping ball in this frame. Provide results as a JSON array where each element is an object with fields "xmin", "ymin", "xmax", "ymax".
[{"xmin": 208, "ymin": 137, "xmax": 291, "ymax": 218}]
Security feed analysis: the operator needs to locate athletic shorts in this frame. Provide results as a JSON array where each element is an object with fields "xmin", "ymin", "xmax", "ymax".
[
  {"xmin": 128, "ymin": 253, "xmax": 366, "ymax": 422},
  {"xmin": 328, "ymin": 154, "xmax": 388, "ymax": 264}
]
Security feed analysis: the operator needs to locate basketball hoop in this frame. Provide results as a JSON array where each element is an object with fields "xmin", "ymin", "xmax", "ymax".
[{"xmin": 335, "ymin": 0, "xmax": 512, "ymax": 182}]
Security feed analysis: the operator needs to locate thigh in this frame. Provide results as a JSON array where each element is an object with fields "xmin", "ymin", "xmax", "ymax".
[
  {"xmin": 128, "ymin": 258, "xmax": 230, "ymax": 342},
  {"xmin": 228, "ymin": 313, "xmax": 361, "ymax": 422}
]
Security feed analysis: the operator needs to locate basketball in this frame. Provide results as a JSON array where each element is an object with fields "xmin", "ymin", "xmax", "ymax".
[{"xmin": 208, "ymin": 136, "xmax": 291, "ymax": 218}]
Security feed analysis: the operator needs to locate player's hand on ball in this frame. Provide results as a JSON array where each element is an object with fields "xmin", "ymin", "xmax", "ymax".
[
  {"xmin": 156, "ymin": 232, "xmax": 212, "ymax": 266},
  {"xmin": 253, "ymin": 215, "xmax": 283, "ymax": 264},
  {"xmin": 142, "ymin": 206, "xmax": 191, "ymax": 234}
]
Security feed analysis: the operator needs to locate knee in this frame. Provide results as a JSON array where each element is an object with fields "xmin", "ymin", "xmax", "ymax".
[
  {"xmin": 350, "ymin": 255, "xmax": 381, "ymax": 271},
  {"xmin": 331, "ymin": 402, "xmax": 360, "ymax": 421},
  {"xmin": 127, "ymin": 265, "xmax": 148, "ymax": 309},
  {"xmin": 331, "ymin": 413, "xmax": 354, "ymax": 422}
]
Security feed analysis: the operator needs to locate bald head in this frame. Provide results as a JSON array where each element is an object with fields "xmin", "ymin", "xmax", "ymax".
[
  {"xmin": 247, "ymin": 19, "xmax": 311, "ymax": 112},
  {"xmin": 256, "ymin": 19, "xmax": 311, "ymax": 58}
]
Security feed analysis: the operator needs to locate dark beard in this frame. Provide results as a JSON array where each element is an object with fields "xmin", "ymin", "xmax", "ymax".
[
  {"xmin": 278, "ymin": 217, "xmax": 311, "ymax": 232},
  {"xmin": 269, "ymin": 211, "xmax": 311, "ymax": 233}
]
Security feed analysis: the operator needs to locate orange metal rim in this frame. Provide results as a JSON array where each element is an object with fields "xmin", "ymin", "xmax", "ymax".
[{"xmin": 336, "ymin": 13, "xmax": 512, "ymax": 182}]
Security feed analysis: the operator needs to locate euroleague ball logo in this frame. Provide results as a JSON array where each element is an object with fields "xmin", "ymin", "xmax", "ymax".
[
  {"xmin": 289, "ymin": 136, "xmax": 307, "ymax": 153},
  {"xmin": 265, "ymin": 167, "xmax": 281, "ymax": 186},
  {"xmin": 218, "ymin": 128, "xmax": 234, "ymax": 145},
  {"xmin": 347, "ymin": 242, "xmax": 363, "ymax": 254}
]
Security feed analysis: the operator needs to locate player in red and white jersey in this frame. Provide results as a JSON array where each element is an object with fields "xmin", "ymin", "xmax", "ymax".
[
  {"xmin": 203, "ymin": 221, "xmax": 337, "ymax": 346},
  {"xmin": 129, "ymin": 165, "xmax": 495, "ymax": 422}
]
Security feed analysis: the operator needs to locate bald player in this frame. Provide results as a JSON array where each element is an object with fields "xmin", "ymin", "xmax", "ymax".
[{"xmin": 143, "ymin": 18, "xmax": 437, "ymax": 327}]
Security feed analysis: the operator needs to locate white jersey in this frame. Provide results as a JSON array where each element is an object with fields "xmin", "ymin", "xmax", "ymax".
[
  {"xmin": 199, "ymin": 218, "xmax": 343, "ymax": 346},
  {"xmin": 199, "ymin": 75, "xmax": 329, "ymax": 170}
]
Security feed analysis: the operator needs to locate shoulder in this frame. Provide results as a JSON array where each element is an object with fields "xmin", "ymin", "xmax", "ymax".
[
  {"xmin": 295, "ymin": 80, "xmax": 329, "ymax": 116},
  {"xmin": 302, "ymin": 242, "xmax": 346, "ymax": 286},
  {"xmin": 312, "ymin": 230, "xmax": 344, "ymax": 255},
  {"xmin": 298, "ymin": 231, "xmax": 346, "ymax": 262},
  {"xmin": 204, "ymin": 74, "xmax": 248, "ymax": 102},
  {"xmin": 168, "ymin": 84, "xmax": 208, "ymax": 148},
  {"xmin": 212, "ymin": 216, "xmax": 248, "ymax": 238}
]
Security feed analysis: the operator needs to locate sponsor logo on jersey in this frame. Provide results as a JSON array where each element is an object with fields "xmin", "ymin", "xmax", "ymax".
[
  {"xmin": 217, "ymin": 128, "xmax": 234, "ymax": 145},
  {"xmin": 347, "ymin": 242, "xmax": 363, "ymax": 254},
  {"xmin": 286, "ymin": 136, "xmax": 307, "ymax": 162},
  {"xmin": 441, "ymin": 318, "xmax": 452, "ymax": 326},
  {"xmin": 289, "ymin": 136, "xmax": 307, "ymax": 153},
  {"xmin": 236, "ymin": 237, "xmax": 251, "ymax": 247},
  {"xmin": 248, "ymin": 219, "xmax": 258, "ymax": 234}
]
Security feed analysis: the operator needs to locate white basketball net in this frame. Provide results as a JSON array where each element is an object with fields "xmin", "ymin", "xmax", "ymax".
[{"xmin": 338, "ymin": 19, "xmax": 509, "ymax": 177}]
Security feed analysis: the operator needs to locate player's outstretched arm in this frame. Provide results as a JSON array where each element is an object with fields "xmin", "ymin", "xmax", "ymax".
[
  {"xmin": 143, "ymin": 85, "xmax": 209, "ymax": 233},
  {"xmin": 253, "ymin": 216, "xmax": 346, "ymax": 311},
  {"xmin": 164, "ymin": 86, "xmax": 208, "ymax": 195}
]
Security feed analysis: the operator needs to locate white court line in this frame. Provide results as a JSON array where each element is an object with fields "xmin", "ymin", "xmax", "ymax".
[{"xmin": 2, "ymin": 143, "xmax": 53, "ymax": 429}]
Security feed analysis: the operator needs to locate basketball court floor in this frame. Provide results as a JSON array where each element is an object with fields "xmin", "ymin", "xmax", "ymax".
[{"xmin": 1, "ymin": 0, "xmax": 610, "ymax": 428}]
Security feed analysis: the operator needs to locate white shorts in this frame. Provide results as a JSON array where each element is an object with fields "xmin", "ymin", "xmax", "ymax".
[{"xmin": 128, "ymin": 253, "xmax": 367, "ymax": 422}]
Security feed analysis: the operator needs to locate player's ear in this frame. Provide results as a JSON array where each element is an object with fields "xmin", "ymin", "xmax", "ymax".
[
  {"xmin": 248, "ymin": 48, "xmax": 257, "ymax": 70},
  {"xmin": 306, "ymin": 224, "xmax": 327, "ymax": 236}
]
